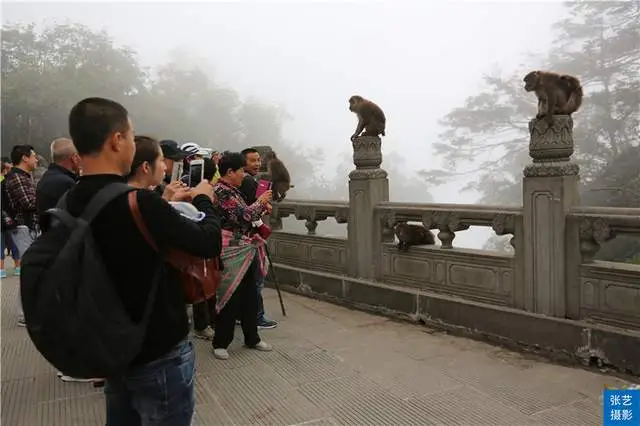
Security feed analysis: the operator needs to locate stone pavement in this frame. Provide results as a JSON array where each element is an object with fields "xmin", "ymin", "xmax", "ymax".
[{"xmin": 1, "ymin": 274, "xmax": 636, "ymax": 425}]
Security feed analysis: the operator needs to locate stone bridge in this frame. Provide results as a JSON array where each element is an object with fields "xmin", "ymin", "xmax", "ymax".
[{"xmin": 265, "ymin": 116, "xmax": 640, "ymax": 376}]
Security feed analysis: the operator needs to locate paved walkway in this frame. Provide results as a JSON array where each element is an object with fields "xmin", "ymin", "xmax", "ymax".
[{"xmin": 1, "ymin": 274, "xmax": 636, "ymax": 425}]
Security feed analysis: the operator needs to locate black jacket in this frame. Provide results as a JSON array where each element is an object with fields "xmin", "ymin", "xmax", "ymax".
[
  {"xmin": 239, "ymin": 174, "xmax": 258, "ymax": 205},
  {"xmin": 64, "ymin": 174, "xmax": 222, "ymax": 366},
  {"xmin": 36, "ymin": 164, "xmax": 78, "ymax": 218}
]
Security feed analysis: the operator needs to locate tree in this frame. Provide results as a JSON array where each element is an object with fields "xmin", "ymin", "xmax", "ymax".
[
  {"xmin": 422, "ymin": 1, "xmax": 639, "ymax": 207},
  {"xmin": 1, "ymin": 23, "xmax": 146, "ymax": 155},
  {"xmin": 1, "ymin": 22, "xmax": 320, "ymax": 187}
]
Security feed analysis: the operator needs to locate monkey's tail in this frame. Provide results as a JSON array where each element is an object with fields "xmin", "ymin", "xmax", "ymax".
[{"xmin": 561, "ymin": 76, "xmax": 583, "ymax": 114}]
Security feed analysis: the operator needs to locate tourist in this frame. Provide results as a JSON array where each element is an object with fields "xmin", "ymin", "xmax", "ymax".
[
  {"xmin": 212, "ymin": 152, "xmax": 273, "ymax": 360},
  {"xmin": 65, "ymin": 97, "xmax": 221, "ymax": 425},
  {"xmin": 36, "ymin": 138, "xmax": 81, "ymax": 218},
  {"xmin": 1, "ymin": 157, "xmax": 18, "ymax": 277},
  {"xmin": 191, "ymin": 156, "xmax": 219, "ymax": 340},
  {"xmin": 3, "ymin": 144, "xmax": 39, "ymax": 325},
  {"xmin": 240, "ymin": 148, "xmax": 278, "ymax": 329},
  {"xmin": 157, "ymin": 139, "xmax": 188, "ymax": 196}
]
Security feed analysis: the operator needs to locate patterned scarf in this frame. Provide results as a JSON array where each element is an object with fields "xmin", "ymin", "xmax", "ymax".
[{"xmin": 215, "ymin": 229, "xmax": 269, "ymax": 314}]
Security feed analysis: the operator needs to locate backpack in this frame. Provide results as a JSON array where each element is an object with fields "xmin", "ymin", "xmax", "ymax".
[
  {"xmin": 128, "ymin": 191, "xmax": 220, "ymax": 304},
  {"xmin": 20, "ymin": 183, "xmax": 160, "ymax": 379}
]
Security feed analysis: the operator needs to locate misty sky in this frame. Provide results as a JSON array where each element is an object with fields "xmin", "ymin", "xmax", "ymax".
[{"xmin": 2, "ymin": 0, "xmax": 566, "ymax": 248}]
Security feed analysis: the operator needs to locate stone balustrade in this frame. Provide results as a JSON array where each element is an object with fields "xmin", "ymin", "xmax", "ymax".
[{"xmin": 265, "ymin": 115, "xmax": 640, "ymax": 375}]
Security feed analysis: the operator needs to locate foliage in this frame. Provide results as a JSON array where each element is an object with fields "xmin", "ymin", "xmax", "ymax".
[
  {"xmin": 1, "ymin": 22, "xmax": 321, "ymax": 191},
  {"xmin": 422, "ymin": 1, "xmax": 639, "ymax": 207},
  {"xmin": 420, "ymin": 1, "xmax": 639, "ymax": 259}
]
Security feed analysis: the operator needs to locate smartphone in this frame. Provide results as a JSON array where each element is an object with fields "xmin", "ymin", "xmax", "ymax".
[
  {"xmin": 171, "ymin": 162, "xmax": 184, "ymax": 182},
  {"xmin": 255, "ymin": 179, "xmax": 272, "ymax": 199},
  {"xmin": 188, "ymin": 159, "xmax": 205, "ymax": 188}
]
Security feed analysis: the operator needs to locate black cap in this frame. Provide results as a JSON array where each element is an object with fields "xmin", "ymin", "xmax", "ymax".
[{"xmin": 159, "ymin": 139, "xmax": 187, "ymax": 161}]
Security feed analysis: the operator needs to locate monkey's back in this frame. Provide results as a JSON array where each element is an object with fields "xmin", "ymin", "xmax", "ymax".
[{"xmin": 395, "ymin": 223, "xmax": 435, "ymax": 245}]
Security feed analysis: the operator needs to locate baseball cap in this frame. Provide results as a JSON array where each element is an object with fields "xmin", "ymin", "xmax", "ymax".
[{"xmin": 159, "ymin": 140, "xmax": 187, "ymax": 161}]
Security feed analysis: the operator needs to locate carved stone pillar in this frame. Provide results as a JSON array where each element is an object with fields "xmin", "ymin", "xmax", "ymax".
[
  {"xmin": 522, "ymin": 116, "xmax": 580, "ymax": 317},
  {"xmin": 348, "ymin": 136, "xmax": 389, "ymax": 279}
]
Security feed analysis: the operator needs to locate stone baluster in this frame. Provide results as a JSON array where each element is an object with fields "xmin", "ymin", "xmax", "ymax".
[
  {"xmin": 522, "ymin": 116, "xmax": 580, "ymax": 317},
  {"xmin": 348, "ymin": 136, "xmax": 389, "ymax": 279},
  {"xmin": 305, "ymin": 220, "xmax": 318, "ymax": 235},
  {"xmin": 578, "ymin": 218, "xmax": 614, "ymax": 263}
]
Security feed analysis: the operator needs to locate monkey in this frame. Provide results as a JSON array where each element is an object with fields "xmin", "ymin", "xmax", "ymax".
[
  {"xmin": 348, "ymin": 95, "xmax": 386, "ymax": 141},
  {"xmin": 394, "ymin": 223, "xmax": 436, "ymax": 251},
  {"xmin": 523, "ymin": 71, "xmax": 583, "ymax": 122},
  {"xmin": 261, "ymin": 150, "xmax": 294, "ymax": 202}
]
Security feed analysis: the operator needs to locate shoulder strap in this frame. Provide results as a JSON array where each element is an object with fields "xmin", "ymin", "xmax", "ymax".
[
  {"xmin": 128, "ymin": 191, "xmax": 159, "ymax": 252},
  {"xmin": 57, "ymin": 191, "xmax": 69, "ymax": 210},
  {"xmin": 80, "ymin": 183, "xmax": 133, "ymax": 223}
]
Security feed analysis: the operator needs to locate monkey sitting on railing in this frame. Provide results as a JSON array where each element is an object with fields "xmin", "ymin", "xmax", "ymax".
[{"xmin": 394, "ymin": 223, "xmax": 436, "ymax": 251}]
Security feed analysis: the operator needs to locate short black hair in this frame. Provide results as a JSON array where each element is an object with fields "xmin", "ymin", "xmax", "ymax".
[
  {"xmin": 130, "ymin": 135, "xmax": 161, "ymax": 176},
  {"xmin": 10, "ymin": 145, "xmax": 35, "ymax": 165},
  {"xmin": 203, "ymin": 157, "xmax": 217, "ymax": 181},
  {"xmin": 218, "ymin": 152, "xmax": 245, "ymax": 176},
  {"xmin": 1, "ymin": 156, "xmax": 10, "ymax": 164},
  {"xmin": 68, "ymin": 97, "xmax": 130, "ymax": 156},
  {"xmin": 241, "ymin": 148, "xmax": 259, "ymax": 158}
]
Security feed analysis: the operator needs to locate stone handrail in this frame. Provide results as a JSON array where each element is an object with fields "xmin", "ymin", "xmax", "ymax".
[
  {"xmin": 270, "ymin": 199, "xmax": 349, "ymax": 235},
  {"xmin": 375, "ymin": 202, "xmax": 523, "ymax": 249},
  {"xmin": 260, "ymin": 116, "xmax": 640, "ymax": 374},
  {"xmin": 567, "ymin": 206, "xmax": 640, "ymax": 263}
]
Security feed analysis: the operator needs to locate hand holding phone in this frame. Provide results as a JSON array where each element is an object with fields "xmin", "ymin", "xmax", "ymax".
[
  {"xmin": 258, "ymin": 190, "xmax": 272, "ymax": 205},
  {"xmin": 255, "ymin": 179, "xmax": 272, "ymax": 199},
  {"xmin": 162, "ymin": 181, "xmax": 188, "ymax": 202},
  {"xmin": 188, "ymin": 159, "xmax": 205, "ymax": 188},
  {"xmin": 190, "ymin": 179, "xmax": 214, "ymax": 202},
  {"xmin": 171, "ymin": 162, "xmax": 184, "ymax": 182}
]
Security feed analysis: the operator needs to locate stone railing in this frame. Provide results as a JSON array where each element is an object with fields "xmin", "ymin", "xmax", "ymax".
[
  {"xmin": 566, "ymin": 207, "xmax": 640, "ymax": 330},
  {"xmin": 265, "ymin": 115, "xmax": 640, "ymax": 375},
  {"xmin": 270, "ymin": 200, "xmax": 349, "ymax": 235}
]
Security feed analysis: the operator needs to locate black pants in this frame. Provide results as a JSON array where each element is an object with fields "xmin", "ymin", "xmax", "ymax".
[
  {"xmin": 193, "ymin": 297, "xmax": 216, "ymax": 331},
  {"xmin": 213, "ymin": 258, "xmax": 261, "ymax": 349}
]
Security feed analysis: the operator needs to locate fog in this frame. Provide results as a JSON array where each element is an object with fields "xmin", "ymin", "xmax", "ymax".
[{"xmin": 0, "ymin": 1, "xmax": 582, "ymax": 249}]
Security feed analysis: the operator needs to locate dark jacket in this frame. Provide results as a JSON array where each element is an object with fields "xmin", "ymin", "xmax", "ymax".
[
  {"xmin": 36, "ymin": 163, "xmax": 78, "ymax": 218},
  {"xmin": 239, "ymin": 174, "xmax": 258, "ymax": 205},
  {"xmin": 64, "ymin": 174, "xmax": 222, "ymax": 366}
]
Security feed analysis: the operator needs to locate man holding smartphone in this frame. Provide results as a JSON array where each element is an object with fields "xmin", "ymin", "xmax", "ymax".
[
  {"xmin": 157, "ymin": 140, "xmax": 187, "ymax": 196},
  {"xmin": 240, "ymin": 148, "xmax": 278, "ymax": 330}
]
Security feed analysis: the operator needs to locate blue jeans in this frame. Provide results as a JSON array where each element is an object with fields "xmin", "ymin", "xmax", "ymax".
[
  {"xmin": 104, "ymin": 339, "xmax": 195, "ymax": 426},
  {"xmin": 256, "ymin": 275, "xmax": 266, "ymax": 322},
  {"xmin": 0, "ymin": 231, "xmax": 19, "ymax": 261}
]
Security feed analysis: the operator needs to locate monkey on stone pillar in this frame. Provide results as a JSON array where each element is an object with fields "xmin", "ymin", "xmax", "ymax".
[
  {"xmin": 348, "ymin": 95, "xmax": 386, "ymax": 141},
  {"xmin": 523, "ymin": 71, "xmax": 583, "ymax": 121}
]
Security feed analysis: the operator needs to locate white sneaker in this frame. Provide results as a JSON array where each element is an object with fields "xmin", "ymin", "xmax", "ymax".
[
  {"xmin": 56, "ymin": 372, "xmax": 97, "ymax": 383},
  {"xmin": 213, "ymin": 348, "xmax": 229, "ymax": 360},
  {"xmin": 251, "ymin": 341, "xmax": 273, "ymax": 352}
]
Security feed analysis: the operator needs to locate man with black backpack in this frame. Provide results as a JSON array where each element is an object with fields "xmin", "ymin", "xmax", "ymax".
[{"xmin": 20, "ymin": 97, "xmax": 222, "ymax": 426}]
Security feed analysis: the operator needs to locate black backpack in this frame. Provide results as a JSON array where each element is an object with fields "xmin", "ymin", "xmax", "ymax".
[{"xmin": 20, "ymin": 183, "xmax": 160, "ymax": 379}]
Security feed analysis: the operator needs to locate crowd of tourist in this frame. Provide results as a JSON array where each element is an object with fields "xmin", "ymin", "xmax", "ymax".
[{"xmin": 1, "ymin": 96, "xmax": 281, "ymax": 425}]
